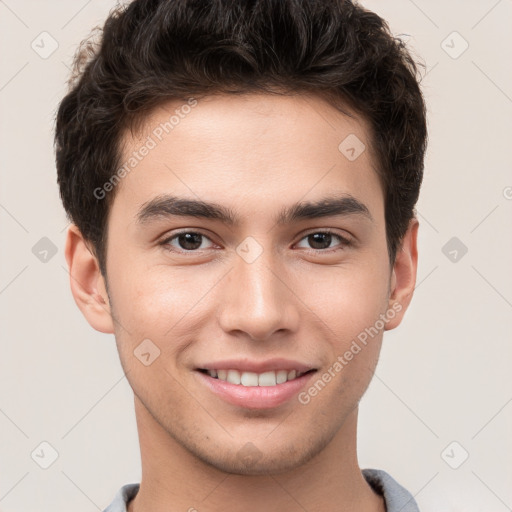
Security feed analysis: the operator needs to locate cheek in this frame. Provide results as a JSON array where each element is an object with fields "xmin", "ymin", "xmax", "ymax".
[
  {"xmin": 107, "ymin": 262, "xmax": 217, "ymax": 354},
  {"xmin": 303, "ymin": 258, "xmax": 391, "ymax": 340},
  {"xmin": 108, "ymin": 268, "xmax": 200, "ymax": 399}
]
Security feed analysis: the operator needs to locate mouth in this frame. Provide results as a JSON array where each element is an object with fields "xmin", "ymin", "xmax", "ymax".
[
  {"xmin": 195, "ymin": 365, "xmax": 318, "ymax": 409},
  {"xmin": 197, "ymin": 368, "xmax": 316, "ymax": 387}
]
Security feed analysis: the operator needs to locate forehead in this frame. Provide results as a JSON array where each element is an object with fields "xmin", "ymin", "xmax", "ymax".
[{"xmin": 113, "ymin": 92, "xmax": 383, "ymax": 223}]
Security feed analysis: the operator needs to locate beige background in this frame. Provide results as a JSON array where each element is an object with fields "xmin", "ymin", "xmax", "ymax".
[{"xmin": 1, "ymin": 0, "xmax": 511, "ymax": 510}]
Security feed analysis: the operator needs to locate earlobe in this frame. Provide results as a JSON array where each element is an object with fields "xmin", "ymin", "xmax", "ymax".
[
  {"xmin": 385, "ymin": 218, "xmax": 419, "ymax": 331},
  {"xmin": 64, "ymin": 224, "xmax": 115, "ymax": 334}
]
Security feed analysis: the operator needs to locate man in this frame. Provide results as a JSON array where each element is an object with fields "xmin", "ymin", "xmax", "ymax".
[{"xmin": 55, "ymin": 0, "xmax": 427, "ymax": 510}]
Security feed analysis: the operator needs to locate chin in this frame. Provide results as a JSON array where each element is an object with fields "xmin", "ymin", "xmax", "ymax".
[
  {"xmin": 192, "ymin": 434, "xmax": 332, "ymax": 476},
  {"xmin": 201, "ymin": 451, "xmax": 305, "ymax": 476}
]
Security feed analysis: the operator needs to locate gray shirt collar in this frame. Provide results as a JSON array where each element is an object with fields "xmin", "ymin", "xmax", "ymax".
[{"xmin": 103, "ymin": 468, "xmax": 420, "ymax": 512}]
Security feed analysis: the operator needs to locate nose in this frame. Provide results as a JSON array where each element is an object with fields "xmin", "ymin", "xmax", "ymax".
[{"xmin": 217, "ymin": 246, "xmax": 301, "ymax": 342}]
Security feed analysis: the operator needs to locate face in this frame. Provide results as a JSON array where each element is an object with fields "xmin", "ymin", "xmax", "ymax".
[{"xmin": 69, "ymin": 93, "xmax": 416, "ymax": 475}]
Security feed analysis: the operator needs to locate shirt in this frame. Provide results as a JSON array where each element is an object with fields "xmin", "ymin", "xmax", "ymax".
[{"xmin": 102, "ymin": 468, "xmax": 420, "ymax": 511}]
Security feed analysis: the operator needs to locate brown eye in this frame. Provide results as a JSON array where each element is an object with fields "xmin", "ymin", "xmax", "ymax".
[
  {"xmin": 296, "ymin": 231, "xmax": 351, "ymax": 251},
  {"xmin": 161, "ymin": 232, "xmax": 214, "ymax": 252},
  {"xmin": 308, "ymin": 233, "xmax": 333, "ymax": 250}
]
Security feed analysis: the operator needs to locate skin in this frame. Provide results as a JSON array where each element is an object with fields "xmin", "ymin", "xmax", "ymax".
[{"xmin": 65, "ymin": 92, "xmax": 418, "ymax": 512}]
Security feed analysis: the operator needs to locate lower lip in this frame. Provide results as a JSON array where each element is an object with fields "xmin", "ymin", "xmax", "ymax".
[{"xmin": 195, "ymin": 370, "xmax": 316, "ymax": 409}]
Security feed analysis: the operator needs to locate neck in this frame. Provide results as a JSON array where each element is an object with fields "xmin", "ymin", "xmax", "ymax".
[{"xmin": 128, "ymin": 397, "xmax": 385, "ymax": 512}]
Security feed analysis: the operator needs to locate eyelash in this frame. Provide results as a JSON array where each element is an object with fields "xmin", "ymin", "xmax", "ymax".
[{"xmin": 159, "ymin": 229, "xmax": 353, "ymax": 254}]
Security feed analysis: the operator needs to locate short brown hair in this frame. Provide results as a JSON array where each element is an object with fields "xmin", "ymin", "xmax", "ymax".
[{"xmin": 55, "ymin": 0, "xmax": 427, "ymax": 275}]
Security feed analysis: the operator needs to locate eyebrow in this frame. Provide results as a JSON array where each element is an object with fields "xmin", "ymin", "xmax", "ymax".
[{"xmin": 136, "ymin": 193, "xmax": 373, "ymax": 226}]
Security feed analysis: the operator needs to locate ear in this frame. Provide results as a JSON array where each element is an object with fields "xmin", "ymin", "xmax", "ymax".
[
  {"xmin": 384, "ymin": 218, "xmax": 419, "ymax": 331},
  {"xmin": 64, "ymin": 224, "xmax": 115, "ymax": 334}
]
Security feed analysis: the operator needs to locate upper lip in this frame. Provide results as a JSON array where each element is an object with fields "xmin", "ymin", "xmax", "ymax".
[{"xmin": 196, "ymin": 358, "xmax": 316, "ymax": 374}]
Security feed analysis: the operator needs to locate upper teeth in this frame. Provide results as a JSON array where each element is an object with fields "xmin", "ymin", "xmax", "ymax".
[{"xmin": 206, "ymin": 369, "xmax": 305, "ymax": 386}]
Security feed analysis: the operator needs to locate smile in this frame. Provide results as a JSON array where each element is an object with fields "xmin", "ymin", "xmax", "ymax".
[
  {"xmin": 198, "ymin": 368, "xmax": 314, "ymax": 387},
  {"xmin": 195, "ymin": 366, "xmax": 318, "ymax": 409}
]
